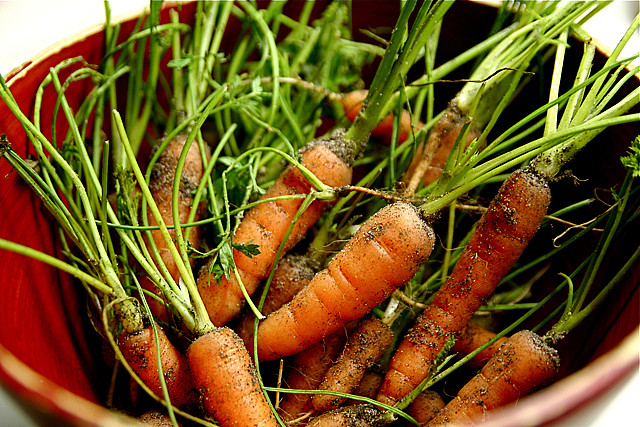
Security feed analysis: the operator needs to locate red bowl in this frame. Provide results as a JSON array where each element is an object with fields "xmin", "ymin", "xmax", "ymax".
[{"xmin": 0, "ymin": 2, "xmax": 638, "ymax": 426}]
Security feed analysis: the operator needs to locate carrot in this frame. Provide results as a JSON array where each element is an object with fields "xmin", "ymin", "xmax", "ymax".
[
  {"xmin": 137, "ymin": 410, "xmax": 183, "ymax": 426},
  {"xmin": 306, "ymin": 404, "xmax": 386, "ymax": 427},
  {"xmin": 236, "ymin": 254, "xmax": 317, "ymax": 347},
  {"xmin": 338, "ymin": 89, "xmax": 423, "ymax": 145},
  {"xmin": 186, "ymin": 327, "xmax": 278, "ymax": 427},
  {"xmin": 117, "ymin": 324, "xmax": 197, "ymax": 410},
  {"xmin": 400, "ymin": 104, "xmax": 481, "ymax": 192},
  {"xmin": 404, "ymin": 390, "xmax": 445, "ymax": 426},
  {"xmin": 377, "ymin": 167, "xmax": 551, "ymax": 406},
  {"xmin": 197, "ymin": 140, "xmax": 353, "ymax": 327},
  {"xmin": 255, "ymin": 201, "xmax": 435, "ymax": 361},
  {"xmin": 312, "ymin": 316, "xmax": 394, "ymax": 412},
  {"xmin": 278, "ymin": 331, "xmax": 348, "ymax": 424},
  {"xmin": 426, "ymin": 330, "xmax": 559, "ymax": 426},
  {"xmin": 347, "ymin": 371, "xmax": 384, "ymax": 406},
  {"xmin": 452, "ymin": 321, "xmax": 508, "ymax": 369},
  {"xmin": 139, "ymin": 134, "xmax": 208, "ymax": 323}
]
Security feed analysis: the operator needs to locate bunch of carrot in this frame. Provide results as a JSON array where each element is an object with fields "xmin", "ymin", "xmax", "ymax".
[{"xmin": 1, "ymin": 1, "xmax": 639, "ymax": 426}]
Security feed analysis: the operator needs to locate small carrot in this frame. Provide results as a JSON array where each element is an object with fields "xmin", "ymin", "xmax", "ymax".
[
  {"xmin": 337, "ymin": 89, "xmax": 423, "ymax": 146},
  {"xmin": 236, "ymin": 254, "xmax": 317, "ymax": 347},
  {"xmin": 186, "ymin": 327, "xmax": 278, "ymax": 427},
  {"xmin": 278, "ymin": 331, "xmax": 348, "ymax": 424},
  {"xmin": 425, "ymin": 330, "xmax": 559, "ymax": 426},
  {"xmin": 139, "ymin": 134, "xmax": 208, "ymax": 323},
  {"xmin": 197, "ymin": 140, "xmax": 353, "ymax": 327},
  {"xmin": 452, "ymin": 321, "xmax": 508, "ymax": 369},
  {"xmin": 312, "ymin": 316, "xmax": 394, "ymax": 412},
  {"xmin": 306, "ymin": 404, "xmax": 386, "ymax": 427},
  {"xmin": 255, "ymin": 201, "xmax": 435, "ymax": 361},
  {"xmin": 377, "ymin": 168, "xmax": 551, "ymax": 406},
  {"xmin": 137, "ymin": 410, "xmax": 183, "ymax": 426},
  {"xmin": 400, "ymin": 104, "xmax": 481, "ymax": 192},
  {"xmin": 404, "ymin": 390, "xmax": 445, "ymax": 426},
  {"xmin": 117, "ymin": 324, "xmax": 197, "ymax": 410},
  {"xmin": 347, "ymin": 371, "xmax": 384, "ymax": 406}
]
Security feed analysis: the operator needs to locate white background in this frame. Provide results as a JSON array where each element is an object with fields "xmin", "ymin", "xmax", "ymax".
[{"xmin": 0, "ymin": 1, "xmax": 638, "ymax": 426}]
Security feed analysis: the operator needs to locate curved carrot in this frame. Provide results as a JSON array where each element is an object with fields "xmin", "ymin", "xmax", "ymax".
[
  {"xmin": 187, "ymin": 327, "xmax": 278, "ymax": 427},
  {"xmin": 339, "ymin": 89, "xmax": 422, "ymax": 145},
  {"xmin": 312, "ymin": 316, "xmax": 394, "ymax": 412},
  {"xmin": 405, "ymin": 390, "xmax": 445, "ymax": 426},
  {"xmin": 256, "ymin": 201, "xmax": 435, "ymax": 361},
  {"xmin": 197, "ymin": 142, "xmax": 353, "ymax": 327},
  {"xmin": 236, "ymin": 254, "xmax": 316, "ymax": 347},
  {"xmin": 278, "ymin": 330, "xmax": 348, "ymax": 424},
  {"xmin": 377, "ymin": 168, "xmax": 551, "ymax": 406},
  {"xmin": 139, "ymin": 135, "xmax": 208, "ymax": 322},
  {"xmin": 118, "ymin": 325, "xmax": 196, "ymax": 410},
  {"xmin": 307, "ymin": 404, "xmax": 385, "ymax": 427},
  {"xmin": 452, "ymin": 321, "xmax": 508, "ymax": 369},
  {"xmin": 426, "ymin": 330, "xmax": 559, "ymax": 426}
]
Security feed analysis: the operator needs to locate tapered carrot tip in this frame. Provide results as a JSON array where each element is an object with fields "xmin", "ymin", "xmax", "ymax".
[
  {"xmin": 118, "ymin": 326, "xmax": 197, "ymax": 410},
  {"xmin": 187, "ymin": 328, "xmax": 278, "ymax": 427},
  {"xmin": 307, "ymin": 404, "xmax": 385, "ymax": 427},
  {"xmin": 426, "ymin": 330, "xmax": 559, "ymax": 426}
]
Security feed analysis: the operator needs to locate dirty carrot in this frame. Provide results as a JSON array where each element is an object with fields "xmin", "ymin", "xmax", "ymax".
[
  {"xmin": 405, "ymin": 390, "xmax": 445, "ymax": 426},
  {"xmin": 278, "ymin": 330, "xmax": 348, "ymax": 424},
  {"xmin": 452, "ymin": 321, "xmax": 509, "ymax": 369},
  {"xmin": 312, "ymin": 316, "xmax": 394, "ymax": 412},
  {"xmin": 186, "ymin": 327, "xmax": 278, "ymax": 427},
  {"xmin": 118, "ymin": 324, "xmax": 197, "ymax": 410},
  {"xmin": 306, "ymin": 404, "xmax": 386, "ymax": 427},
  {"xmin": 139, "ymin": 134, "xmax": 208, "ymax": 323},
  {"xmin": 197, "ymin": 138, "xmax": 353, "ymax": 327},
  {"xmin": 235, "ymin": 254, "xmax": 317, "ymax": 347},
  {"xmin": 426, "ymin": 330, "xmax": 559, "ymax": 426},
  {"xmin": 377, "ymin": 168, "xmax": 551, "ymax": 406},
  {"xmin": 256, "ymin": 201, "xmax": 435, "ymax": 360}
]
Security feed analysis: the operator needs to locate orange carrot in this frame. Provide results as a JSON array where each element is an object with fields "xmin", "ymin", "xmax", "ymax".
[
  {"xmin": 197, "ymin": 141, "xmax": 353, "ymax": 327},
  {"xmin": 452, "ymin": 321, "xmax": 508, "ymax": 369},
  {"xmin": 118, "ymin": 325, "xmax": 196, "ymax": 410},
  {"xmin": 278, "ymin": 331, "xmax": 348, "ymax": 424},
  {"xmin": 404, "ymin": 390, "xmax": 445, "ymax": 426},
  {"xmin": 186, "ymin": 327, "xmax": 278, "ymax": 427},
  {"xmin": 425, "ymin": 330, "xmax": 559, "ymax": 426},
  {"xmin": 401, "ymin": 104, "xmax": 481, "ymax": 194},
  {"xmin": 307, "ymin": 404, "xmax": 385, "ymax": 427},
  {"xmin": 347, "ymin": 371, "xmax": 384, "ymax": 405},
  {"xmin": 139, "ymin": 135, "xmax": 208, "ymax": 323},
  {"xmin": 235, "ymin": 254, "xmax": 316, "ymax": 347},
  {"xmin": 377, "ymin": 168, "xmax": 551, "ymax": 406},
  {"xmin": 339, "ymin": 89, "xmax": 422, "ymax": 145},
  {"xmin": 256, "ymin": 201, "xmax": 435, "ymax": 361},
  {"xmin": 312, "ymin": 316, "xmax": 394, "ymax": 412}
]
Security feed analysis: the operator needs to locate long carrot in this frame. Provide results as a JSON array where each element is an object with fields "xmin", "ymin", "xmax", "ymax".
[
  {"xmin": 139, "ymin": 134, "xmax": 208, "ymax": 323},
  {"xmin": 186, "ymin": 327, "xmax": 278, "ymax": 427},
  {"xmin": 278, "ymin": 330, "xmax": 348, "ymax": 424},
  {"xmin": 377, "ymin": 167, "xmax": 551, "ymax": 406},
  {"xmin": 312, "ymin": 316, "xmax": 394, "ymax": 412},
  {"xmin": 118, "ymin": 324, "xmax": 197, "ymax": 410},
  {"xmin": 425, "ymin": 330, "xmax": 559, "ymax": 426},
  {"xmin": 255, "ymin": 201, "xmax": 435, "ymax": 361},
  {"xmin": 197, "ymin": 140, "xmax": 353, "ymax": 327}
]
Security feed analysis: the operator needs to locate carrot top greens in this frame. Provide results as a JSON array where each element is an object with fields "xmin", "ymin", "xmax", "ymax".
[{"xmin": 0, "ymin": 1, "xmax": 638, "ymax": 426}]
